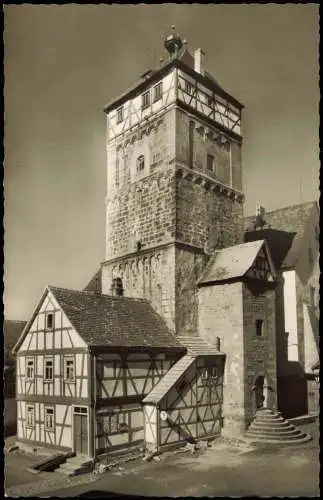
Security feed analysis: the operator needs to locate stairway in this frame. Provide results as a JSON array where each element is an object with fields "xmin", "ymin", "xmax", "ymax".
[
  {"xmin": 245, "ymin": 408, "xmax": 312, "ymax": 445},
  {"xmin": 56, "ymin": 454, "xmax": 94, "ymax": 476}
]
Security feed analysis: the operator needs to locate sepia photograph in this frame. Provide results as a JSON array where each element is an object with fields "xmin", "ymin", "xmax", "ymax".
[{"xmin": 3, "ymin": 3, "xmax": 319, "ymax": 497}]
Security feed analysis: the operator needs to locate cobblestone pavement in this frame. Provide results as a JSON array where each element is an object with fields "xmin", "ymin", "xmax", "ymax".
[{"xmin": 5, "ymin": 471, "xmax": 99, "ymax": 497}]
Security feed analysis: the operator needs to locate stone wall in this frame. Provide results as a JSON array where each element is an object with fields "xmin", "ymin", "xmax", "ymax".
[
  {"xmin": 198, "ymin": 282, "xmax": 246, "ymax": 436},
  {"xmin": 101, "ymin": 245, "xmax": 176, "ymax": 332},
  {"xmin": 242, "ymin": 281, "xmax": 277, "ymax": 425}
]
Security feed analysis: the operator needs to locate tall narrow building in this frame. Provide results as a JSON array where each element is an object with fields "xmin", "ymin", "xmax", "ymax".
[{"xmin": 102, "ymin": 31, "xmax": 245, "ymax": 336}]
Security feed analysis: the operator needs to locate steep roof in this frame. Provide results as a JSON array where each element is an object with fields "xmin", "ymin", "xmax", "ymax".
[
  {"xmin": 46, "ymin": 286, "xmax": 183, "ymax": 350},
  {"xmin": 83, "ymin": 268, "xmax": 102, "ymax": 294},
  {"xmin": 177, "ymin": 336, "xmax": 225, "ymax": 357},
  {"xmin": 4, "ymin": 320, "xmax": 27, "ymax": 364},
  {"xmin": 104, "ymin": 47, "xmax": 243, "ymax": 113},
  {"xmin": 142, "ymin": 354, "xmax": 195, "ymax": 405},
  {"xmin": 198, "ymin": 240, "xmax": 275, "ymax": 286},
  {"xmin": 244, "ymin": 202, "xmax": 318, "ymax": 268}
]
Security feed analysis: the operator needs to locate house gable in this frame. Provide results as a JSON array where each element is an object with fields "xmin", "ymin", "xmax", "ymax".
[
  {"xmin": 245, "ymin": 245, "xmax": 275, "ymax": 282},
  {"xmin": 14, "ymin": 287, "xmax": 87, "ymax": 354}
]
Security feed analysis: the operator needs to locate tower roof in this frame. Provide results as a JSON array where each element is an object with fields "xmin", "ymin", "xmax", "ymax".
[{"xmin": 104, "ymin": 33, "xmax": 243, "ymax": 114}]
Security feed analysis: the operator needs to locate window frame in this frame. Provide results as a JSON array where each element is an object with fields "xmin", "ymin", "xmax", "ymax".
[
  {"xmin": 64, "ymin": 356, "xmax": 75, "ymax": 383},
  {"xmin": 207, "ymin": 153, "xmax": 215, "ymax": 173},
  {"xmin": 26, "ymin": 358, "xmax": 35, "ymax": 381},
  {"xmin": 44, "ymin": 357, "xmax": 54, "ymax": 382},
  {"xmin": 45, "ymin": 312, "xmax": 54, "ymax": 331},
  {"xmin": 26, "ymin": 404, "xmax": 35, "ymax": 428},
  {"xmin": 153, "ymin": 82, "xmax": 162, "ymax": 103},
  {"xmin": 255, "ymin": 318, "xmax": 264, "ymax": 337},
  {"xmin": 185, "ymin": 80, "xmax": 193, "ymax": 96},
  {"xmin": 136, "ymin": 155, "xmax": 145, "ymax": 172},
  {"xmin": 44, "ymin": 406, "xmax": 55, "ymax": 432},
  {"xmin": 141, "ymin": 90, "xmax": 150, "ymax": 110},
  {"xmin": 116, "ymin": 106, "xmax": 124, "ymax": 124}
]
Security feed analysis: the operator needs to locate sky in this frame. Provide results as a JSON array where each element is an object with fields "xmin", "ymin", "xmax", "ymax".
[{"xmin": 4, "ymin": 4, "xmax": 319, "ymax": 320}]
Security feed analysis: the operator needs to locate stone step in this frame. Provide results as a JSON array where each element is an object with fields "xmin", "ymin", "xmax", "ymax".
[
  {"xmin": 246, "ymin": 430, "xmax": 307, "ymax": 441},
  {"xmin": 255, "ymin": 415, "xmax": 285, "ymax": 422},
  {"xmin": 244, "ymin": 433, "xmax": 312, "ymax": 446},
  {"xmin": 64, "ymin": 456, "xmax": 93, "ymax": 467},
  {"xmin": 252, "ymin": 419, "xmax": 291, "ymax": 428},
  {"xmin": 248, "ymin": 424, "xmax": 300, "ymax": 436}
]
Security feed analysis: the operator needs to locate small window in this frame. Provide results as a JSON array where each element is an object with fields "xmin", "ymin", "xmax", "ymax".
[
  {"xmin": 115, "ymin": 158, "xmax": 119, "ymax": 187},
  {"xmin": 64, "ymin": 357, "xmax": 75, "ymax": 382},
  {"xmin": 201, "ymin": 366, "xmax": 217, "ymax": 384},
  {"xmin": 207, "ymin": 154, "xmax": 215, "ymax": 172},
  {"xmin": 207, "ymin": 95, "xmax": 215, "ymax": 107},
  {"xmin": 45, "ymin": 359, "xmax": 53, "ymax": 381},
  {"xmin": 26, "ymin": 359, "xmax": 34, "ymax": 380},
  {"xmin": 185, "ymin": 81, "xmax": 193, "ymax": 95},
  {"xmin": 142, "ymin": 91, "xmax": 150, "ymax": 110},
  {"xmin": 153, "ymin": 82, "xmax": 162, "ymax": 102},
  {"xmin": 111, "ymin": 277, "xmax": 123, "ymax": 297},
  {"xmin": 74, "ymin": 406, "xmax": 88, "ymax": 414},
  {"xmin": 26, "ymin": 405, "xmax": 34, "ymax": 427},
  {"xmin": 45, "ymin": 407, "xmax": 55, "ymax": 431},
  {"xmin": 256, "ymin": 319, "xmax": 264, "ymax": 337},
  {"xmin": 136, "ymin": 155, "xmax": 145, "ymax": 172},
  {"xmin": 116, "ymin": 106, "xmax": 124, "ymax": 124},
  {"xmin": 45, "ymin": 312, "xmax": 54, "ymax": 331}
]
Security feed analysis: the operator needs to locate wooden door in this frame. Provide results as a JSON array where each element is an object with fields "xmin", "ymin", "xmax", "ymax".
[{"xmin": 74, "ymin": 412, "xmax": 88, "ymax": 455}]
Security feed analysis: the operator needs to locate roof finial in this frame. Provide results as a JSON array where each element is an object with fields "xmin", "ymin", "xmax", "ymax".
[{"xmin": 164, "ymin": 26, "xmax": 183, "ymax": 60}]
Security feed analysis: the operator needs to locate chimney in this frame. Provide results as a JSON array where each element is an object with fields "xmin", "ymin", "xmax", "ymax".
[{"xmin": 194, "ymin": 48, "xmax": 205, "ymax": 76}]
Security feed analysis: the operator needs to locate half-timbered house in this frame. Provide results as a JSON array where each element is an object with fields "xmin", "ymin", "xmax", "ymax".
[{"xmin": 12, "ymin": 30, "xmax": 318, "ymax": 460}]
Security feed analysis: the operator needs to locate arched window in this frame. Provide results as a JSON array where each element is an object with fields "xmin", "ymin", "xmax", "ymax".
[
  {"xmin": 136, "ymin": 155, "xmax": 145, "ymax": 172},
  {"xmin": 111, "ymin": 277, "xmax": 123, "ymax": 297}
]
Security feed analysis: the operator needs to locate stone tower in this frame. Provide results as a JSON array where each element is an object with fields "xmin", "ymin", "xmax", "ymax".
[{"xmin": 101, "ymin": 30, "xmax": 245, "ymax": 335}]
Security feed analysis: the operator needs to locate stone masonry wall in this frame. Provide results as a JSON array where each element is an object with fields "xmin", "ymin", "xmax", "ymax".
[
  {"xmin": 105, "ymin": 110, "xmax": 176, "ymax": 260},
  {"xmin": 242, "ymin": 282, "xmax": 277, "ymax": 426},
  {"xmin": 176, "ymin": 177, "xmax": 244, "ymax": 251},
  {"xmin": 198, "ymin": 282, "xmax": 246, "ymax": 436},
  {"xmin": 101, "ymin": 245, "xmax": 176, "ymax": 332}
]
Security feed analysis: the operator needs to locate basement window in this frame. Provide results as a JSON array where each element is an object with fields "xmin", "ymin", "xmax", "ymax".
[{"xmin": 256, "ymin": 319, "xmax": 264, "ymax": 337}]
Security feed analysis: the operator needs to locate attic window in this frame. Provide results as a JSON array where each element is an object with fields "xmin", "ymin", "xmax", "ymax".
[
  {"xmin": 153, "ymin": 82, "xmax": 162, "ymax": 102},
  {"xmin": 116, "ymin": 106, "xmax": 124, "ymax": 124},
  {"xmin": 45, "ymin": 312, "xmax": 54, "ymax": 331},
  {"xmin": 142, "ymin": 91, "xmax": 150, "ymax": 110},
  {"xmin": 185, "ymin": 81, "xmax": 193, "ymax": 95}
]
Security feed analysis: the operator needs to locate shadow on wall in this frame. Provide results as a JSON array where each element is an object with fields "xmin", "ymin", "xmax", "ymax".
[{"xmin": 277, "ymin": 362, "xmax": 308, "ymax": 418}]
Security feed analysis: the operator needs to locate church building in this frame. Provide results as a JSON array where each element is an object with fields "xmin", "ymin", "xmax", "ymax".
[{"xmin": 12, "ymin": 30, "xmax": 319, "ymax": 462}]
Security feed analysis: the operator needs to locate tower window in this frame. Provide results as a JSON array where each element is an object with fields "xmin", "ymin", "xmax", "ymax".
[
  {"xmin": 207, "ymin": 154, "xmax": 215, "ymax": 172},
  {"xmin": 142, "ymin": 91, "xmax": 150, "ymax": 110},
  {"xmin": 45, "ymin": 312, "xmax": 54, "ymax": 331},
  {"xmin": 256, "ymin": 319, "xmax": 264, "ymax": 337},
  {"xmin": 185, "ymin": 81, "xmax": 193, "ymax": 95},
  {"xmin": 136, "ymin": 155, "xmax": 145, "ymax": 172},
  {"xmin": 153, "ymin": 82, "xmax": 162, "ymax": 102},
  {"xmin": 116, "ymin": 106, "xmax": 124, "ymax": 124},
  {"xmin": 111, "ymin": 277, "xmax": 124, "ymax": 297}
]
